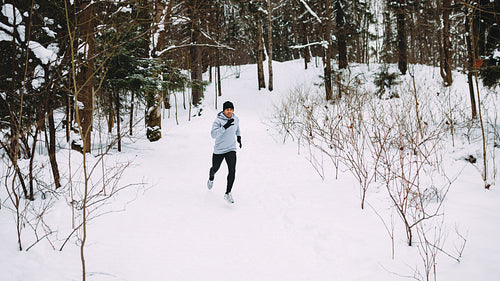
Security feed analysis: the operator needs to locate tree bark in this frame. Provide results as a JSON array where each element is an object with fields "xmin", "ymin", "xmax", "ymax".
[
  {"xmin": 440, "ymin": 0, "xmax": 453, "ymax": 86},
  {"xmin": 187, "ymin": 0, "xmax": 204, "ymax": 106},
  {"xmin": 302, "ymin": 21, "xmax": 310, "ymax": 69},
  {"xmin": 129, "ymin": 91, "xmax": 134, "ymax": 136},
  {"xmin": 257, "ymin": 18, "xmax": 266, "ymax": 90},
  {"xmin": 115, "ymin": 91, "xmax": 121, "ymax": 152},
  {"xmin": 65, "ymin": 93, "xmax": 70, "ymax": 143},
  {"xmin": 107, "ymin": 93, "xmax": 114, "ymax": 133},
  {"xmin": 290, "ymin": 4, "xmax": 300, "ymax": 60},
  {"xmin": 29, "ymin": 124, "xmax": 39, "ymax": 200},
  {"xmin": 465, "ymin": 11, "xmax": 477, "ymax": 119},
  {"xmin": 143, "ymin": 0, "xmax": 161, "ymax": 141},
  {"xmin": 47, "ymin": 108, "xmax": 61, "ymax": 189},
  {"xmin": 190, "ymin": 33, "xmax": 204, "ymax": 105},
  {"xmin": 382, "ymin": 10, "xmax": 393, "ymax": 63},
  {"xmin": 476, "ymin": 0, "xmax": 489, "ymax": 57},
  {"xmin": 217, "ymin": 50, "xmax": 222, "ymax": 97},
  {"xmin": 145, "ymin": 91, "xmax": 162, "ymax": 141},
  {"xmin": 324, "ymin": 0, "xmax": 333, "ymax": 100},
  {"xmin": 267, "ymin": 0, "xmax": 274, "ymax": 91},
  {"xmin": 396, "ymin": 0, "xmax": 407, "ymax": 75},
  {"xmin": 336, "ymin": 0, "xmax": 347, "ymax": 69},
  {"xmin": 77, "ymin": 0, "xmax": 96, "ymax": 153}
]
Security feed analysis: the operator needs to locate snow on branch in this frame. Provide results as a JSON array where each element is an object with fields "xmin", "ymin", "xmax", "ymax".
[
  {"xmin": 290, "ymin": 41, "xmax": 329, "ymax": 49},
  {"xmin": 199, "ymin": 29, "xmax": 225, "ymax": 46},
  {"xmin": 298, "ymin": 0, "xmax": 321, "ymax": 23},
  {"xmin": 156, "ymin": 43, "xmax": 235, "ymax": 56}
]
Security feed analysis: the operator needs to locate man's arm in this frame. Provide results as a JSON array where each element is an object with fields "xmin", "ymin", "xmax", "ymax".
[
  {"xmin": 235, "ymin": 119, "xmax": 241, "ymax": 137},
  {"xmin": 211, "ymin": 119, "xmax": 224, "ymax": 139},
  {"xmin": 236, "ymin": 119, "xmax": 241, "ymax": 148}
]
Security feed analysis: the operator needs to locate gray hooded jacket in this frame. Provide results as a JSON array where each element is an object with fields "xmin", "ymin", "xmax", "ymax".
[{"xmin": 211, "ymin": 111, "xmax": 241, "ymax": 154}]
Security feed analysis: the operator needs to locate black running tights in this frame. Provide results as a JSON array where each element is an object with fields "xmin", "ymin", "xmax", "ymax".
[{"xmin": 209, "ymin": 151, "xmax": 236, "ymax": 194}]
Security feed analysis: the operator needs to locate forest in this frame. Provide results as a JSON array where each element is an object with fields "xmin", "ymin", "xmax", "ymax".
[
  {"xmin": 1, "ymin": 0, "xmax": 499, "ymax": 280},
  {"xmin": 1, "ymin": 0, "xmax": 499, "ymax": 182}
]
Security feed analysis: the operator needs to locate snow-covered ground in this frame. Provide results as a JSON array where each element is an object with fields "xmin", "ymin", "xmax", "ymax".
[{"xmin": 1, "ymin": 60, "xmax": 499, "ymax": 281}]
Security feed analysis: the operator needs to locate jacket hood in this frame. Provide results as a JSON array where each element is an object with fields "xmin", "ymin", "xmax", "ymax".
[{"xmin": 217, "ymin": 111, "xmax": 235, "ymax": 120}]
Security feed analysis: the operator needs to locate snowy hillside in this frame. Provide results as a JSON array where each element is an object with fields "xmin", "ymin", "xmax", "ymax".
[{"xmin": 1, "ymin": 60, "xmax": 499, "ymax": 281}]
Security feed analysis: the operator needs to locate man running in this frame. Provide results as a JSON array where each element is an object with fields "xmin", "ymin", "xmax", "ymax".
[{"xmin": 207, "ymin": 101, "xmax": 242, "ymax": 203}]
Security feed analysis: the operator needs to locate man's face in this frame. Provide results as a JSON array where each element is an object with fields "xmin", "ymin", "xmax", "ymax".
[{"xmin": 223, "ymin": 108, "xmax": 233, "ymax": 118}]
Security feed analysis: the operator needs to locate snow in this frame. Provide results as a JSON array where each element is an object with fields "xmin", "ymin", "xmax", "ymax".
[
  {"xmin": 0, "ymin": 5, "xmax": 58, "ymax": 65},
  {"xmin": 32, "ymin": 65, "xmax": 45, "ymax": 89},
  {"xmin": 43, "ymin": 17, "xmax": 55, "ymax": 25},
  {"xmin": 1, "ymin": 4, "xmax": 22, "ymax": 25},
  {"xmin": 28, "ymin": 40, "xmax": 58, "ymax": 64},
  {"xmin": 42, "ymin": 26, "xmax": 57, "ymax": 38},
  {"xmin": 298, "ymin": 0, "xmax": 322, "ymax": 23},
  {"xmin": 0, "ymin": 29, "xmax": 12, "ymax": 41},
  {"xmin": 116, "ymin": 6, "xmax": 132, "ymax": 14},
  {"xmin": 17, "ymin": 24, "xmax": 25, "ymax": 41},
  {"xmin": 1, "ymin": 60, "xmax": 500, "ymax": 281},
  {"xmin": 0, "ymin": 21, "xmax": 14, "ymax": 35}
]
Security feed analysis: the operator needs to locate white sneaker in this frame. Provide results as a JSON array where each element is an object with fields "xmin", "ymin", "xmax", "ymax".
[
  {"xmin": 224, "ymin": 193, "xmax": 234, "ymax": 204},
  {"xmin": 207, "ymin": 180, "xmax": 213, "ymax": 190}
]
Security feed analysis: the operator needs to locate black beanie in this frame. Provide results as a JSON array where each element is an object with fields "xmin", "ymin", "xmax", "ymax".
[{"xmin": 223, "ymin": 101, "xmax": 234, "ymax": 111}]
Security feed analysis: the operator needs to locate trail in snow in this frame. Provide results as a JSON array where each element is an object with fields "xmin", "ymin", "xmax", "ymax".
[{"xmin": 84, "ymin": 62, "xmax": 396, "ymax": 281}]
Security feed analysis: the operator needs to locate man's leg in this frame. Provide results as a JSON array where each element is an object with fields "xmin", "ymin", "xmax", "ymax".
[
  {"xmin": 209, "ymin": 153, "xmax": 224, "ymax": 181},
  {"xmin": 225, "ymin": 151, "xmax": 237, "ymax": 194}
]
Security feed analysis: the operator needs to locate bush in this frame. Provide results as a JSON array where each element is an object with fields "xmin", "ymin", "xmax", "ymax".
[{"xmin": 374, "ymin": 66, "xmax": 400, "ymax": 99}]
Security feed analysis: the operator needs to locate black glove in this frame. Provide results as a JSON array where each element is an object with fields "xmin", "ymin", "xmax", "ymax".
[
  {"xmin": 223, "ymin": 118, "xmax": 234, "ymax": 129},
  {"xmin": 237, "ymin": 136, "xmax": 242, "ymax": 148}
]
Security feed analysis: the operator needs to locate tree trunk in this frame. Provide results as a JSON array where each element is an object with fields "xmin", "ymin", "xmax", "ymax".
[
  {"xmin": 0, "ymin": 98, "xmax": 28, "ymax": 198},
  {"xmin": 65, "ymin": 93, "xmax": 70, "ymax": 143},
  {"xmin": 382, "ymin": 10, "xmax": 393, "ymax": 63},
  {"xmin": 190, "ymin": 29, "xmax": 204, "ymax": 105},
  {"xmin": 324, "ymin": 0, "xmax": 333, "ymax": 100},
  {"xmin": 217, "ymin": 50, "xmax": 222, "ymax": 97},
  {"xmin": 154, "ymin": 0, "xmax": 168, "ymax": 118},
  {"xmin": 476, "ymin": 0, "xmax": 489, "ymax": 57},
  {"xmin": 29, "ymin": 121, "xmax": 40, "ymax": 200},
  {"xmin": 291, "ymin": 4, "xmax": 300, "ymax": 60},
  {"xmin": 47, "ymin": 108, "xmax": 61, "ymax": 189},
  {"xmin": 257, "ymin": 19, "xmax": 266, "ymax": 90},
  {"xmin": 396, "ymin": 0, "xmax": 407, "ymax": 75},
  {"xmin": 336, "ymin": 0, "xmax": 347, "ymax": 69},
  {"xmin": 363, "ymin": 13, "xmax": 370, "ymax": 64},
  {"xmin": 302, "ymin": 21, "xmax": 310, "ymax": 69},
  {"xmin": 40, "ymin": 64, "xmax": 60, "ymax": 191},
  {"xmin": 129, "ymin": 91, "xmax": 134, "ymax": 136},
  {"xmin": 107, "ymin": 93, "xmax": 114, "ymax": 133},
  {"xmin": 115, "ymin": 91, "xmax": 121, "ymax": 152},
  {"xmin": 1, "ymin": 142, "xmax": 28, "ymax": 199},
  {"xmin": 154, "ymin": 0, "xmax": 167, "ymax": 55},
  {"xmin": 465, "ymin": 11, "xmax": 477, "ymax": 119},
  {"xmin": 267, "ymin": 0, "xmax": 274, "ymax": 91},
  {"xmin": 145, "ymin": 91, "xmax": 162, "ymax": 141},
  {"xmin": 77, "ymin": 0, "xmax": 95, "ymax": 153},
  {"xmin": 142, "ymin": 0, "xmax": 161, "ymax": 141},
  {"xmin": 440, "ymin": 0, "xmax": 453, "ymax": 86}
]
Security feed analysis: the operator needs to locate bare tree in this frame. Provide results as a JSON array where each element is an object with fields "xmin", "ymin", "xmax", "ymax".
[
  {"xmin": 257, "ymin": 16, "xmax": 266, "ymax": 90},
  {"xmin": 324, "ymin": 0, "xmax": 333, "ymax": 100},
  {"xmin": 440, "ymin": 0, "xmax": 453, "ymax": 86},
  {"xmin": 266, "ymin": 0, "xmax": 274, "ymax": 91},
  {"xmin": 75, "ymin": 0, "xmax": 97, "ymax": 153},
  {"xmin": 464, "ymin": 11, "xmax": 478, "ymax": 119},
  {"xmin": 335, "ymin": 0, "xmax": 347, "ymax": 69},
  {"xmin": 396, "ymin": 0, "xmax": 407, "ymax": 75}
]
